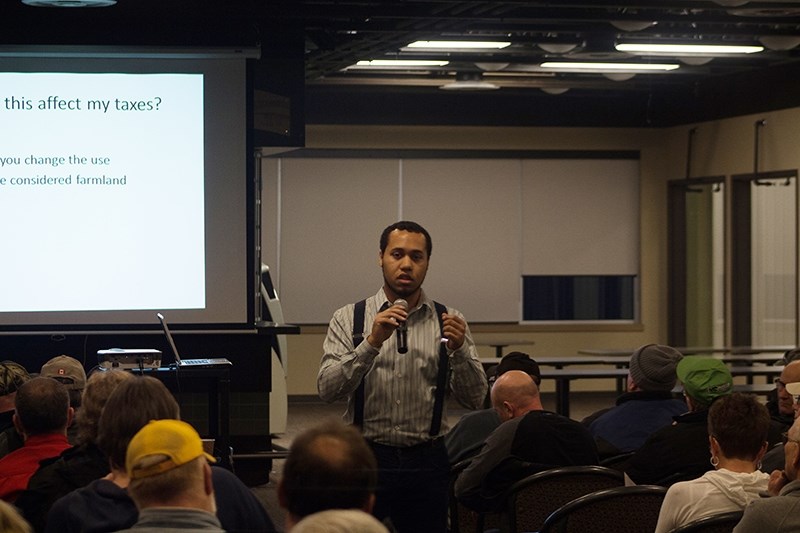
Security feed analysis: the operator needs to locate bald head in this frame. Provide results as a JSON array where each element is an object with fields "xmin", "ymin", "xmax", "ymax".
[{"xmin": 490, "ymin": 370, "xmax": 543, "ymax": 422}]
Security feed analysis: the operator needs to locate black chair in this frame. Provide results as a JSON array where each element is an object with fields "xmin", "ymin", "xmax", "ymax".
[
  {"xmin": 598, "ymin": 451, "xmax": 635, "ymax": 471},
  {"xmin": 654, "ymin": 467, "xmax": 707, "ymax": 487},
  {"xmin": 448, "ymin": 459, "xmax": 500, "ymax": 533},
  {"xmin": 539, "ymin": 485, "xmax": 668, "ymax": 533},
  {"xmin": 502, "ymin": 465, "xmax": 625, "ymax": 533},
  {"xmin": 669, "ymin": 510, "xmax": 744, "ymax": 533}
]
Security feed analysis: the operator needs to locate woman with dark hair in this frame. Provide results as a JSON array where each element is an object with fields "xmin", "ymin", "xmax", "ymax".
[
  {"xmin": 654, "ymin": 392, "xmax": 770, "ymax": 532},
  {"xmin": 46, "ymin": 375, "xmax": 276, "ymax": 533},
  {"xmin": 15, "ymin": 369, "xmax": 133, "ymax": 532}
]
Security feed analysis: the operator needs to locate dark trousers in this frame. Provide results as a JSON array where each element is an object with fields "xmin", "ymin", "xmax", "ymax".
[{"xmin": 369, "ymin": 438, "xmax": 450, "ymax": 533}]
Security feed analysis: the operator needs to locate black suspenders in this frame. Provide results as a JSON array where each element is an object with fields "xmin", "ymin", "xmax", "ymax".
[{"xmin": 351, "ymin": 299, "xmax": 450, "ymax": 437}]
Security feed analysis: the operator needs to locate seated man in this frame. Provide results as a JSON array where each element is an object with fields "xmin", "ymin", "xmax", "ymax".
[
  {"xmin": 0, "ymin": 361, "xmax": 31, "ymax": 459},
  {"xmin": 279, "ymin": 419, "xmax": 379, "ymax": 531},
  {"xmin": 292, "ymin": 509, "xmax": 389, "ymax": 533},
  {"xmin": 583, "ymin": 344, "xmax": 686, "ymax": 458},
  {"xmin": 445, "ymin": 351, "xmax": 541, "ymax": 464},
  {"xmin": 623, "ymin": 357, "xmax": 740, "ymax": 485},
  {"xmin": 767, "ymin": 360, "xmax": 800, "ymax": 430},
  {"xmin": 116, "ymin": 419, "xmax": 222, "ymax": 532},
  {"xmin": 40, "ymin": 355, "xmax": 86, "ymax": 446},
  {"xmin": 0, "ymin": 377, "xmax": 72, "ymax": 502},
  {"xmin": 734, "ymin": 413, "xmax": 800, "ymax": 532},
  {"xmin": 454, "ymin": 370, "xmax": 598, "ymax": 512}
]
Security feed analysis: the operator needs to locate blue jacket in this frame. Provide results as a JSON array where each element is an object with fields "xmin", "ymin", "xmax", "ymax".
[{"xmin": 588, "ymin": 390, "xmax": 686, "ymax": 457}]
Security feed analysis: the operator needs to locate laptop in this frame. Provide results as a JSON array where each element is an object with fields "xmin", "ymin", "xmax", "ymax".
[{"xmin": 157, "ymin": 313, "xmax": 232, "ymax": 368}]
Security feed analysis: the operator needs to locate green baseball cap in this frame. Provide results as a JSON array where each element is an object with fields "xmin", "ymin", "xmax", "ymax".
[{"xmin": 676, "ymin": 356, "xmax": 733, "ymax": 405}]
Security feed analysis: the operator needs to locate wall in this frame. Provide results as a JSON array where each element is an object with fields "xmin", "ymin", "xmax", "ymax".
[{"xmin": 270, "ymin": 111, "xmax": 800, "ymax": 396}]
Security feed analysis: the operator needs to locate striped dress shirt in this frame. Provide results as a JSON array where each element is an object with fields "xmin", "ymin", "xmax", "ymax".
[{"xmin": 318, "ymin": 288, "xmax": 488, "ymax": 447}]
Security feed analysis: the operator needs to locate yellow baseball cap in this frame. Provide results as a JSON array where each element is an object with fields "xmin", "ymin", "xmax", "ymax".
[{"xmin": 126, "ymin": 419, "xmax": 216, "ymax": 480}]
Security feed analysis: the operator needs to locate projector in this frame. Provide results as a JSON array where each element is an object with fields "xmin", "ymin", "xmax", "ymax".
[{"xmin": 97, "ymin": 348, "xmax": 162, "ymax": 369}]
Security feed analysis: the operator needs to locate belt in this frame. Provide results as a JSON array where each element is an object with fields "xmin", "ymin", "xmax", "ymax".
[{"xmin": 367, "ymin": 436, "xmax": 444, "ymax": 451}]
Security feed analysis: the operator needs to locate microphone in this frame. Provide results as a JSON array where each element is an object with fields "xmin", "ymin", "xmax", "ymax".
[{"xmin": 394, "ymin": 298, "xmax": 408, "ymax": 354}]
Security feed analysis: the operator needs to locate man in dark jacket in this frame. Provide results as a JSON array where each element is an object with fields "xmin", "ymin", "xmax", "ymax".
[
  {"xmin": 455, "ymin": 370, "xmax": 598, "ymax": 511},
  {"xmin": 582, "ymin": 344, "xmax": 686, "ymax": 459},
  {"xmin": 623, "ymin": 357, "xmax": 743, "ymax": 485},
  {"xmin": 445, "ymin": 351, "xmax": 541, "ymax": 464}
]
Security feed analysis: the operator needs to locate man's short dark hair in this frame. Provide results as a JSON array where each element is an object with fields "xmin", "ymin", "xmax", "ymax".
[
  {"xmin": 707, "ymin": 392, "xmax": 769, "ymax": 461},
  {"xmin": 380, "ymin": 221, "xmax": 432, "ymax": 257},
  {"xmin": 282, "ymin": 419, "xmax": 378, "ymax": 519},
  {"xmin": 15, "ymin": 377, "xmax": 69, "ymax": 435}
]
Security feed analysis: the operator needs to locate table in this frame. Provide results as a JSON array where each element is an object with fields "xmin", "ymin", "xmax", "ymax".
[
  {"xmin": 578, "ymin": 347, "xmax": 793, "ymax": 357},
  {"xmin": 541, "ymin": 365, "xmax": 783, "ymax": 418},
  {"xmin": 130, "ymin": 366, "xmax": 231, "ymax": 469},
  {"xmin": 475, "ymin": 339, "xmax": 536, "ymax": 358}
]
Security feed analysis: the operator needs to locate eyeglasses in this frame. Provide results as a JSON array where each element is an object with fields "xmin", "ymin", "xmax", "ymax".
[
  {"xmin": 775, "ymin": 379, "xmax": 800, "ymax": 403},
  {"xmin": 782, "ymin": 432, "xmax": 800, "ymax": 446}
]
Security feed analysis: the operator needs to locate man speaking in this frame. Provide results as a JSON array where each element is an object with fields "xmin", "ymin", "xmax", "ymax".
[{"xmin": 318, "ymin": 220, "xmax": 487, "ymax": 533}]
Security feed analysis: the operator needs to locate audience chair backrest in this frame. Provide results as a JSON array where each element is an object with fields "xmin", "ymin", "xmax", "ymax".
[
  {"xmin": 448, "ymin": 459, "xmax": 500, "ymax": 533},
  {"xmin": 598, "ymin": 452, "xmax": 635, "ymax": 471},
  {"xmin": 539, "ymin": 485, "xmax": 668, "ymax": 533},
  {"xmin": 504, "ymin": 465, "xmax": 625, "ymax": 533},
  {"xmin": 669, "ymin": 510, "xmax": 744, "ymax": 533}
]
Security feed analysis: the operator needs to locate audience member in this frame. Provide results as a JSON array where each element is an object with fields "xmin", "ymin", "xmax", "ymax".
[
  {"xmin": 767, "ymin": 360, "xmax": 800, "ymax": 430},
  {"xmin": 46, "ymin": 375, "xmax": 276, "ymax": 533},
  {"xmin": 0, "ymin": 377, "xmax": 72, "ymax": 502},
  {"xmin": 622, "ymin": 357, "xmax": 735, "ymax": 485},
  {"xmin": 115, "ymin": 419, "xmax": 223, "ymax": 533},
  {"xmin": 734, "ymin": 414, "xmax": 800, "ymax": 532},
  {"xmin": 0, "ymin": 499, "xmax": 33, "ymax": 533},
  {"xmin": 292, "ymin": 509, "xmax": 390, "ymax": 533},
  {"xmin": 279, "ymin": 419, "xmax": 379, "ymax": 531},
  {"xmin": 15, "ymin": 369, "xmax": 133, "ymax": 532},
  {"xmin": 582, "ymin": 344, "xmax": 686, "ymax": 458},
  {"xmin": 455, "ymin": 370, "xmax": 598, "ymax": 511},
  {"xmin": 761, "ymin": 377, "xmax": 800, "ymax": 473},
  {"xmin": 445, "ymin": 351, "xmax": 541, "ymax": 464},
  {"xmin": 654, "ymin": 393, "xmax": 770, "ymax": 532},
  {"xmin": 0, "ymin": 361, "xmax": 31, "ymax": 459},
  {"xmin": 40, "ymin": 355, "xmax": 87, "ymax": 446}
]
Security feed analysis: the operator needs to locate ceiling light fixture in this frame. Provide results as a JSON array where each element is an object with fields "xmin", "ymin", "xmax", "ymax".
[
  {"xmin": 610, "ymin": 20, "xmax": 657, "ymax": 32},
  {"xmin": 711, "ymin": 0, "xmax": 749, "ymax": 6},
  {"xmin": 541, "ymin": 87, "xmax": 570, "ymax": 95},
  {"xmin": 615, "ymin": 43, "xmax": 763, "ymax": 55},
  {"xmin": 21, "ymin": 0, "xmax": 116, "ymax": 5},
  {"xmin": 439, "ymin": 72, "xmax": 499, "ymax": 91},
  {"xmin": 759, "ymin": 35, "xmax": 800, "ymax": 51},
  {"xmin": 405, "ymin": 40, "xmax": 511, "ymax": 51},
  {"xmin": 603, "ymin": 72, "xmax": 637, "ymax": 81},
  {"xmin": 679, "ymin": 56, "xmax": 714, "ymax": 66},
  {"xmin": 540, "ymin": 61, "xmax": 679, "ymax": 73},
  {"xmin": 347, "ymin": 59, "xmax": 450, "ymax": 70},
  {"xmin": 475, "ymin": 62, "xmax": 510, "ymax": 71},
  {"xmin": 537, "ymin": 43, "xmax": 579, "ymax": 54}
]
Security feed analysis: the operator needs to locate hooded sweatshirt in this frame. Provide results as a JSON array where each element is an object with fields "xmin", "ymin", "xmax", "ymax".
[{"xmin": 654, "ymin": 468, "xmax": 769, "ymax": 533}]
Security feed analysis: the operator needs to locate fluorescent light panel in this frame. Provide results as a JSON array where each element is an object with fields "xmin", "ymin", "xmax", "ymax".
[
  {"xmin": 406, "ymin": 40, "xmax": 511, "ymax": 50},
  {"xmin": 349, "ymin": 59, "xmax": 450, "ymax": 69},
  {"xmin": 616, "ymin": 43, "xmax": 763, "ymax": 55},
  {"xmin": 540, "ymin": 61, "xmax": 679, "ymax": 72}
]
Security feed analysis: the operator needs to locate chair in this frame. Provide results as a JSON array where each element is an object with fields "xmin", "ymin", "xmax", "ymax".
[
  {"xmin": 448, "ymin": 459, "xmax": 500, "ymax": 533},
  {"xmin": 669, "ymin": 510, "xmax": 744, "ymax": 533},
  {"xmin": 539, "ymin": 485, "xmax": 668, "ymax": 533},
  {"xmin": 503, "ymin": 465, "xmax": 625, "ymax": 533},
  {"xmin": 654, "ymin": 467, "xmax": 707, "ymax": 487},
  {"xmin": 599, "ymin": 451, "xmax": 635, "ymax": 471}
]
